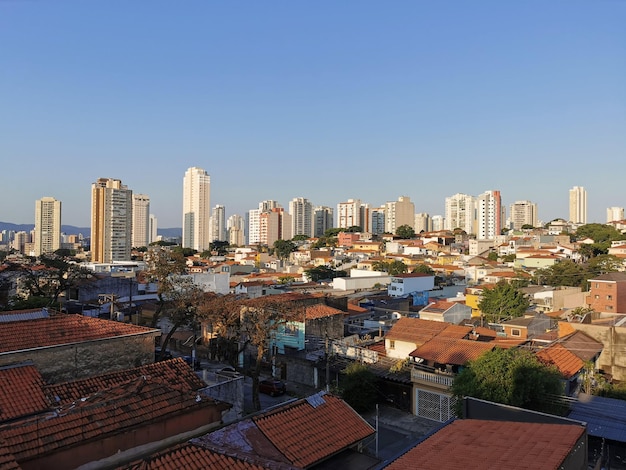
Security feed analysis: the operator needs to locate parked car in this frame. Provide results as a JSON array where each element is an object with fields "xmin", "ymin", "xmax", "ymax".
[
  {"xmin": 217, "ymin": 366, "xmax": 242, "ymax": 378},
  {"xmin": 259, "ymin": 379, "xmax": 286, "ymax": 397},
  {"xmin": 182, "ymin": 355, "xmax": 202, "ymax": 371}
]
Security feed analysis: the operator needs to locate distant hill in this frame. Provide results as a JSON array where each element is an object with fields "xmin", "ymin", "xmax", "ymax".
[{"xmin": 0, "ymin": 222, "xmax": 181, "ymax": 238}]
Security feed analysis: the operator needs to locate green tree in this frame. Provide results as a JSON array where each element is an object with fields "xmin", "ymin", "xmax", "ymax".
[
  {"xmin": 451, "ymin": 348, "xmax": 566, "ymax": 417},
  {"xmin": 395, "ymin": 224, "xmax": 415, "ymax": 239},
  {"xmin": 575, "ymin": 223, "xmax": 625, "ymax": 244},
  {"xmin": 324, "ymin": 228, "xmax": 344, "ymax": 237},
  {"xmin": 271, "ymin": 239, "xmax": 297, "ymax": 260},
  {"xmin": 533, "ymin": 260, "xmax": 586, "ymax": 288},
  {"xmin": 172, "ymin": 246, "xmax": 196, "ymax": 257},
  {"xmin": 411, "ymin": 264, "xmax": 435, "ymax": 275},
  {"xmin": 339, "ymin": 362, "xmax": 379, "ymax": 412},
  {"xmin": 585, "ymin": 254, "xmax": 622, "ymax": 277},
  {"xmin": 292, "ymin": 234, "xmax": 309, "ymax": 241},
  {"xmin": 345, "ymin": 225, "xmax": 362, "ymax": 233},
  {"xmin": 372, "ymin": 260, "xmax": 408, "ymax": 276},
  {"xmin": 521, "ymin": 224, "xmax": 534, "ymax": 230},
  {"xmin": 487, "ymin": 252, "xmax": 499, "ymax": 261},
  {"xmin": 478, "ymin": 281, "xmax": 530, "ymax": 323},
  {"xmin": 305, "ymin": 266, "xmax": 347, "ymax": 282}
]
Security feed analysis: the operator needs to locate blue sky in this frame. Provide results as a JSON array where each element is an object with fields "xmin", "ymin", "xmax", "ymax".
[{"xmin": 1, "ymin": 1, "xmax": 624, "ymax": 228}]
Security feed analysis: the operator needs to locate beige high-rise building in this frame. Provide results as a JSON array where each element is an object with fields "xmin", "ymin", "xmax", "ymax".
[
  {"xmin": 384, "ymin": 196, "xmax": 415, "ymax": 234},
  {"xmin": 476, "ymin": 190, "xmax": 503, "ymax": 240},
  {"xmin": 34, "ymin": 196, "xmax": 61, "ymax": 256},
  {"xmin": 607, "ymin": 207, "xmax": 624, "ymax": 223},
  {"xmin": 182, "ymin": 167, "xmax": 211, "ymax": 251},
  {"xmin": 569, "ymin": 186, "xmax": 587, "ymax": 224},
  {"xmin": 132, "ymin": 194, "xmax": 150, "ymax": 248},
  {"xmin": 227, "ymin": 214, "xmax": 245, "ymax": 246},
  {"xmin": 414, "ymin": 213, "xmax": 432, "ymax": 234},
  {"xmin": 510, "ymin": 200, "xmax": 537, "ymax": 230},
  {"xmin": 91, "ymin": 178, "xmax": 133, "ymax": 263},
  {"xmin": 337, "ymin": 199, "xmax": 362, "ymax": 230},
  {"xmin": 444, "ymin": 193, "xmax": 476, "ymax": 234},
  {"xmin": 289, "ymin": 197, "xmax": 314, "ymax": 238}
]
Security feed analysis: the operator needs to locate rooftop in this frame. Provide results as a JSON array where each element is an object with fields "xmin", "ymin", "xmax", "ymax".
[
  {"xmin": 536, "ymin": 343, "xmax": 584, "ymax": 379},
  {"xmin": 410, "ymin": 337, "xmax": 495, "ymax": 365},
  {"xmin": 385, "ymin": 317, "xmax": 449, "ymax": 345}
]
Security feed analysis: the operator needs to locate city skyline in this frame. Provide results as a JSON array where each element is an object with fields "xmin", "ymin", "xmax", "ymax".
[{"xmin": 1, "ymin": 2, "xmax": 624, "ymax": 227}]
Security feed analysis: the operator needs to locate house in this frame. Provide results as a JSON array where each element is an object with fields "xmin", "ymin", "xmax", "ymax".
[
  {"xmin": 0, "ymin": 313, "xmax": 160, "ymax": 383},
  {"xmin": 500, "ymin": 313, "xmax": 554, "ymax": 340},
  {"xmin": 384, "ymin": 317, "xmax": 450, "ymax": 360},
  {"xmin": 0, "ymin": 358, "xmax": 228, "ymax": 470},
  {"xmin": 418, "ymin": 299, "xmax": 472, "ymax": 324},
  {"xmin": 385, "ymin": 418, "xmax": 587, "ymax": 470},
  {"xmin": 387, "ymin": 273, "xmax": 435, "ymax": 298},
  {"xmin": 585, "ymin": 272, "xmax": 626, "ymax": 313}
]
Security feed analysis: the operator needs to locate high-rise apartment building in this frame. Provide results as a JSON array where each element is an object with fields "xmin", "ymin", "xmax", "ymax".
[
  {"xmin": 607, "ymin": 207, "xmax": 624, "ymax": 223},
  {"xmin": 509, "ymin": 200, "xmax": 537, "ymax": 231},
  {"xmin": 91, "ymin": 178, "xmax": 133, "ymax": 263},
  {"xmin": 209, "ymin": 205, "xmax": 226, "ymax": 242},
  {"xmin": 248, "ymin": 200, "xmax": 280, "ymax": 245},
  {"xmin": 414, "ymin": 213, "xmax": 432, "ymax": 234},
  {"xmin": 371, "ymin": 207, "xmax": 386, "ymax": 235},
  {"xmin": 431, "ymin": 215, "xmax": 445, "ymax": 231},
  {"xmin": 289, "ymin": 197, "xmax": 314, "ymax": 238},
  {"xmin": 132, "ymin": 194, "xmax": 150, "ymax": 248},
  {"xmin": 444, "ymin": 193, "xmax": 476, "ymax": 234},
  {"xmin": 182, "ymin": 167, "xmax": 211, "ymax": 251},
  {"xmin": 34, "ymin": 196, "xmax": 61, "ymax": 256},
  {"xmin": 313, "ymin": 206, "xmax": 334, "ymax": 237},
  {"xmin": 477, "ymin": 190, "xmax": 503, "ymax": 240},
  {"xmin": 337, "ymin": 199, "xmax": 362, "ymax": 230},
  {"xmin": 149, "ymin": 214, "xmax": 158, "ymax": 244},
  {"xmin": 227, "ymin": 214, "xmax": 246, "ymax": 246},
  {"xmin": 569, "ymin": 186, "xmax": 587, "ymax": 224},
  {"xmin": 384, "ymin": 196, "xmax": 415, "ymax": 235}
]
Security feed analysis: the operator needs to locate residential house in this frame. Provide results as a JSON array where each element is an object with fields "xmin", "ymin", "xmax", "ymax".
[
  {"xmin": 500, "ymin": 313, "xmax": 554, "ymax": 340},
  {"xmin": 418, "ymin": 300, "xmax": 472, "ymax": 324},
  {"xmin": 384, "ymin": 317, "xmax": 450, "ymax": 360},
  {"xmin": 388, "ymin": 273, "xmax": 435, "ymax": 298},
  {"xmin": 536, "ymin": 342, "xmax": 585, "ymax": 395},
  {"xmin": 585, "ymin": 272, "xmax": 626, "ymax": 313}
]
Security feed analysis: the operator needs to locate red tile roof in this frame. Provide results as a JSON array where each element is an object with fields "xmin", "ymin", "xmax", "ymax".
[
  {"xmin": 0, "ymin": 441, "xmax": 19, "ymax": 470},
  {"xmin": 409, "ymin": 337, "xmax": 495, "ymax": 365},
  {"xmin": 536, "ymin": 343, "xmax": 584, "ymax": 379},
  {"xmin": 0, "ymin": 314, "xmax": 158, "ymax": 353},
  {"xmin": 44, "ymin": 358, "xmax": 206, "ymax": 406},
  {"xmin": 0, "ymin": 376, "xmax": 221, "ymax": 463},
  {"xmin": 122, "ymin": 443, "xmax": 265, "ymax": 470},
  {"xmin": 305, "ymin": 304, "xmax": 344, "ymax": 320},
  {"xmin": 253, "ymin": 393, "xmax": 374, "ymax": 468},
  {"xmin": 0, "ymin": 364, "xmax": 48, "ymax": 422},
  {"xmin": 385, "ymin": 419, "xmax": 585, "ymax": 470},
  {"xmin": 437, "ymin": 325, "xmax": 473, "ymax": 339},
  {"xmin": 385, "ymin": 317, "xmax": 449, "ymax": 345}
]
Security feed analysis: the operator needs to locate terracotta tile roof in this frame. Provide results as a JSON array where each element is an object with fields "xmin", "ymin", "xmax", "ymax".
[
  {"xmin": 122, "ymin": 442, "xmax": 266, "ymax": 470},
  {"xmin": 347, "ymin": 303, "xmax": 369, "ymax": 314},
  {"xmin": 409, "ymin": 337, "xmax": 495, "ymax": 365},
  {"xmin": 385, "ymin": 317, "xmax": 449, "ymax": 345},
  {"xmin": 305, "ymin": 304, "xmax": 344, "ymax": 320},
  {"xmin": 0, "ymin": 441, "xmax": 19, "ymax": 470},
  {"xmin": 0, "ymin": 364, "xmax": 48, "ymax": 422},
  {"xmin": 0, "ymin": 376, "xmax": 221, "ymax": 463},
  {"xmin": 536, "ymin": 343, "xmax": 584, "ymax": 379},
  {"xmin": 420, "ymin": 300, "xmax": 456, "ymax": 314},
  {"xmin": 44, "ymin": 358, "xmax": 206, "ymax": 406},
  {"xmin": 253, "ymin": 393, "xmax": 374, "ymax": 468},
  {"xmin": 0, "ymin": 314, "xmax": 158, "ymax": 354},
  {"xmin": 385, "ymin": 419, "xmax": 585, "ymax": 470},
  {"xmin": 437, "ymin": 325, "xmax": 473, "ymax": 339}
]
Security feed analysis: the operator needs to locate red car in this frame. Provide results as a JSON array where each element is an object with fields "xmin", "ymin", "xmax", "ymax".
[{"xmin": 259, "ymin": 379, "xmax": 286, "ymax": 396}]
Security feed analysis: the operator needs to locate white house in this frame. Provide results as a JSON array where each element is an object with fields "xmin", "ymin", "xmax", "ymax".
[{"xmin": 388, "ymin": 273, "xmax": 435, "ymax": 298}]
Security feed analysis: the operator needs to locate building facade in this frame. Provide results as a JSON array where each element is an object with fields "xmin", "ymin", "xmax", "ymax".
[
  {"xmin": 34, "ymin": 197, "xmax": 62, "ymax": 256},
  {"xmin": 182, "ymin": 167, "xmax": 211, "ymax": 251},
  {"xmin": 91, "ymin": 178, "xmax": 133, "ymax": 263},
  {"xmin": 569, "ymin": 186, "xmax": 587, "ymax": 224},
  {"xmin": 289, "ymin": 197, "xmax": 314, "ymax": 238},
  {"xmin": 476, "ymin": 190, "xmax": 503, "ymax": 240},
  {"xmin": 607, "ymin": 207, "xmax": 624, "ymax": 223},
  {"xmin": 509, "ymin": 200, "xmax": 537, "ymax": 230},
  {"xmin": 444, "ymin": 193, "xmax": 476, "ymax": 234},
  {"xmin": 313, "ymin": 206, "xmax": 334, "ymax": 237},
  {"xmin": 132, "ymin": 194, "xmax": 150, "ymax": 248},
  {"xmin": 385, "ymin": 196, "xmax": 415, "ymax": 235},
  {"xmin": 414, "ymin": 213, "xmax": 432, "ymax": 234},
  {"xmin": 227, "ymin": 214, "xmax": 245, "ymax": 246},
  {"xmin": 337, "ymin": 199, "xmax": 362, "ymax": 230},
  {"xmin": 209, "ymin": 204, "xmax": 226, "ymax": 242}
]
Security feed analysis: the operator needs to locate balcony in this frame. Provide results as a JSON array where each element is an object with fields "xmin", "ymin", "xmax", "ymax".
[{"xmin": 410, "ymin": 367, "xmax": 454, "ymax": 388}]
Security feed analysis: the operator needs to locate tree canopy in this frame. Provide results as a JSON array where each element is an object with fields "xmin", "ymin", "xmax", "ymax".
[
  {"xmin": 372, "ymin": 260, "xmax": 408, "ymax": 276},
  {"xmin": 271, "ymin": 239, "xmax": 297, "ymax": 260},
  {"xmin": 478, "ymin": 281, "xmax": 530, "ymax": 323},
  {"xmin": 451, "ymin": 348, "xmax": 566, "ymax": 417},
  {"xmin": 339, "ymin": 362, "xmax": 379, "ymax": 412},
  {"xmin": 411, "ymin": 264, "xmax": 434, "ymax": 275},
  {"xmin": 304, "ymin": 266, "xmax": 347, "ymax": 282},
  {"xmin": 395, "ymin": 224, "xmax": 415, "ymax": 239}
]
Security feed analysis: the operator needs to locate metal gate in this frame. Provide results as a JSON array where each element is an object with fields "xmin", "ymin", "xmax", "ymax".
[{"xmin": 415, "ymin": 389, "xmax": 454, "ymax": 422}]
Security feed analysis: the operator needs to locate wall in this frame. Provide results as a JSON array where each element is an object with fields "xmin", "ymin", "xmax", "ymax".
[{"xmin": 0, "ymin": 332, "xmax": 159, "ymax": 384}]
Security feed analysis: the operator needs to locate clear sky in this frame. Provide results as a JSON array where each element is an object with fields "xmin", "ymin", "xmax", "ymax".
[{"xmin": 1, "ymin": 1, "xmax": 624, "ymax": 228}]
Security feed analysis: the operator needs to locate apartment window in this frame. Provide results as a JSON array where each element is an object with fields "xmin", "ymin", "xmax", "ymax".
[
  {"xmin": 607, "ymin": 295, "xmax": 613, "ymax": 300},
  {"xmin": 389, "ymin": 340, "xmax": 395, "ymax": 349},
  {"xmin": 511, "ymin": 329, "xmax": 521, "ymax": 337},
  {"xmin": 607, "ymin": 306, "xmax": 613, "ymax": 311},
  {"xmin": 596, "ymin": 283, "xmax": 600, "ymax": 288},
  {"xmin": 595, "ymin": 295, "xmax": 599, "ymax": 299}
]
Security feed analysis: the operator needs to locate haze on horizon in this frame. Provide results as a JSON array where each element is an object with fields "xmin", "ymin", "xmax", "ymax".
[{"xmin": 1, "ymin": 1, "xmax": 624, "ymax": 228}]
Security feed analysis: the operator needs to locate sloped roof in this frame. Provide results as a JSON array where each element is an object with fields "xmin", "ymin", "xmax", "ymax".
[
  {"xmin": 122, "ymin": 442, "xmax": 266, "ymax": 470},
  {"xmin": 437, "ymin": 325, "xmax": 473, "ymax": 339},
  {"xmin": 0, "ymin": 377, "xmax": 220, "ymax": 463},
  {"xmin": 0, "ymin": 315, "xmax": 158, "ymax": 354},
  {"xmin": 0, "ymin": 441, "xmax": 19, "ymax": 470},
  {"xmin": 536, "ymin": 343, "xmax": 584, "ymax": 379},
  {"xmin": 409, "ymin": 337, "xmax": 495, "ymax": 365},
  {"xmin": 0, "ymin": 364, "xmax": 48, "ymax": 422},
  {"xmin": 568, "ymin": 393, "xmax": 626, "ymax": 442},
  {"xmin": 560, "ymin": 330, "xmax": 604, "ymax": 362},
  {"xmin": 419, "ymin": 300, "xmax": 456, "ymax": 315},
  {"xmin": 385, "ymin": 419, "xmax": 585, "ymax": 470},
  {"xmin": 305, "ymin": 304, "xmax": 344, "ymax": 320},
  {"xmin": 588, "ymin": 272, "xmax": 626, "ymax": 282},
  {"xmin": 385, "ymin": 317, "xmax": 449, "ymax": 345},
  {"xmin": 44, "ymin": 358, "xmax": 206, "ymax": 406}
]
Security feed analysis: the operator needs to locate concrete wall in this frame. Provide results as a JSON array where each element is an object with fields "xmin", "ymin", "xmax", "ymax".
[{"xmin": 0, "ymin": 332, "xmax": 159, "ymax": 384}]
